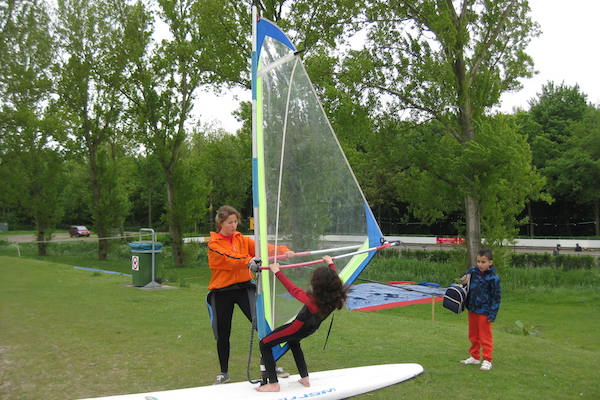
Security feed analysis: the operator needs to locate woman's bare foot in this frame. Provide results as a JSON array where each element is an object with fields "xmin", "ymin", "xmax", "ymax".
[
  {"xmin": 256, "ymin": 383, "xmax": 280, "ymax": 392},
  {"xmin": 298, "ymin": 376, "xmax": 310, "ymax": 387}
]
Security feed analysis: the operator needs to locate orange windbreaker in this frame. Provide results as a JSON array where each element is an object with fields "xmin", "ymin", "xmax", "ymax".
[{"xmin": 207, "ymin": 231, "xmax": 291, "ymax": 290}]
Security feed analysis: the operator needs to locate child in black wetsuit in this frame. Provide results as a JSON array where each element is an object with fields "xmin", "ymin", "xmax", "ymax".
[{"xmin": 256, "ymin": 255, "xmax": 347, "ymax": 392}]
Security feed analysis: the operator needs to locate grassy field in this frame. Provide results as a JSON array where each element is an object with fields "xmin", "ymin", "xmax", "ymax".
[{"xmin": 1, "ymin": 254, "xmax": 599, "ymax": 399}]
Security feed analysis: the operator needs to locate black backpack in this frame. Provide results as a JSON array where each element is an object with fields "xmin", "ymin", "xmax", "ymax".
[{"xmin": 443, "ymin": 274, "xmax": 470, "ymax": 314}]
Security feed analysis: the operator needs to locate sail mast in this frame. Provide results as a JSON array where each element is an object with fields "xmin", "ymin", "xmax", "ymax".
[
  {"xmin": 251, "ymin": 3, "xmax": 259, "ymax": 264},
  {"xmin": 251, "ymin": 3, "xmax": 271, "ymax": 339},
  {"xmin": 251, "ymin": 4, "xmax": 267, "ymax": 273}
]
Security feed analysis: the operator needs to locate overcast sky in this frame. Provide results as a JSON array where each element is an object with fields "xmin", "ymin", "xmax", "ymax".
[
  {"xmin": 499, "ymin": 0, "xmax": 600, "ymax": 112},
  {"xmin": 195, "ymin": 0, "xmax": 600, "ymax": 132}
]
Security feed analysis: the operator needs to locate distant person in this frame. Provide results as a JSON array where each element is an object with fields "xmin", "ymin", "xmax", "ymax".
[
  {"xmin": 575, "ymin": 243, "xmax": 583, "ymax": 252},
  {"xmin": 256, "ymin": 256, "xmax": 347, "ymax": 392},
  {"xmin": 206, "ymin": 205, "xmax": 293, "ymax": 384},
  {"xmin": 552, "ymin": 244, "xmax": 561, "ymax": 256},
  {"xmin": 459, "ymin": 248, "xmax": 501, "ymax": 371}
]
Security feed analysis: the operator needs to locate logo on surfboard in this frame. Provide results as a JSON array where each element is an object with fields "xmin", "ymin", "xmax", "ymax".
[{"xmin": 275, "ymin": 387, "xmax": 336, "ymax": 400}]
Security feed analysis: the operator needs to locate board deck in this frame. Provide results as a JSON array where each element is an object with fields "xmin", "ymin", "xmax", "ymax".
[{"xmin": 78, "ymin": 363, "xmax": 424, "ymax": 400}]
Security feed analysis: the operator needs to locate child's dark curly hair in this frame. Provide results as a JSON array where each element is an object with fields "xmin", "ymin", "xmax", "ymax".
[{"xmin": 308, "ymin": 266, "xmax": 347, "ymax": 317}]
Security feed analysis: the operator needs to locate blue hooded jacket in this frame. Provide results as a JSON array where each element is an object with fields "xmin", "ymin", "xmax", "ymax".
[{"xmin": 465, "ymin": 265, "xmax": 501, "ymax": 322}]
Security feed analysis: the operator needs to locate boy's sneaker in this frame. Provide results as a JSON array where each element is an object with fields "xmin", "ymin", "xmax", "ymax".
[
  {"xmin": 276, "ymin": 366, "xmax": 290, "ymax": 378},
  {"xmin": 480, "ymin": 360, "xmax": 492, "ymax": 371},
  {"xmin": 213, "ymin": 373, "xmax": 230, "ymax": 385},
  {"xmin": 460, "ymin": 356, "xmax": 481, "ymax": 365}
]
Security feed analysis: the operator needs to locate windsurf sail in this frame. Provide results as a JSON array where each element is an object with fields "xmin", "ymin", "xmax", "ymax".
[{"xmin": 251, "ymin": 7, "xmax": 389, "ymax": 360}]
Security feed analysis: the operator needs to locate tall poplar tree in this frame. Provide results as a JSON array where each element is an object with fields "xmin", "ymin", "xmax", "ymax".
[
  {"xmin": 115, "ymin": 0, "xmax": 248, "ymax": 266},
  {"xmin": 0, "ymin": 0, "xmax": 64, "ymax": 255},
  {"xmin": 55, "ymin": 0, "xmax": 131, "ymax": 260}
]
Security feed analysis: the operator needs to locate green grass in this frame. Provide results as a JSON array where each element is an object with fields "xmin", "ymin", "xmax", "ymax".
[{"xmin": 1, "ymin": 255, "xmax": 599, "ymax": 399}]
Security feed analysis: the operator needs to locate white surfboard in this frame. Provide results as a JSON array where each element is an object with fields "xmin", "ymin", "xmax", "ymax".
[{"xmin": 78, "ymin": 363, "xmax": 424, "ymax": 400}]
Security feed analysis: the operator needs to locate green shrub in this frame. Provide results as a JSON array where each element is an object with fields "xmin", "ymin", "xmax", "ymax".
[
  {"xmin": 381, "ymin": 248, "xmax": 465, "ymax": 265},
  {"xmin": 509, "ymin": 252, "xmax": 597, "ymax": 269},
  {"xmin": 500, "ymin": 266, "xmax": 600, "ymax": 290},
  {"xmin": 363, "ymin": 256, "xmax": 462, "ymax": 286},
  {"xmin": 364, "ymin": 252, "xmax": 599, "ymax": 289},
  {"xmin": 384, "ymin": 249, "xmax": 597, "ymax": 271}
]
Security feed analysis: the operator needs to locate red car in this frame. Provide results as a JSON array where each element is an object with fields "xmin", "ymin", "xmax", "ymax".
[{"xmin": 69, "ymin": 225, "xmax": 90, "ymax": 237}]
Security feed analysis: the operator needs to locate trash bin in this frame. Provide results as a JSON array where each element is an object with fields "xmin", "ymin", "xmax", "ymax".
[{"xmin": 128, "ymin": 241, "xmax": 162, "ymax": 287}]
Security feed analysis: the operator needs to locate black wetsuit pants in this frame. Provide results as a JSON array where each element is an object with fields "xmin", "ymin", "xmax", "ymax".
[
  {"xmin": 206, "ymin": 285, "xmax": 256, "ymax": 373},
  {"xmin": 259, "ymin": 321, "xmax": 315, "ymax": 384}
]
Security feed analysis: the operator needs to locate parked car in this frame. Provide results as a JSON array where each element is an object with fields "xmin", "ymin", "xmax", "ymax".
[{"xmin": 69, "ymin": 225, "xmax": 90, "ymax": 237}]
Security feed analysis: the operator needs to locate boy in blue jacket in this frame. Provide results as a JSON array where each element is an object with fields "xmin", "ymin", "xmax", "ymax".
[{"xmin": 459, "ymin": 248, "xmax": 501, "ymax": 371}]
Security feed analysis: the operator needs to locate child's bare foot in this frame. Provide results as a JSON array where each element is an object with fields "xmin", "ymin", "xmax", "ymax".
[
  {"xmin": 256, "ymin": 383, "xmax": 280, "ymax": 392},
  {"xmin": 298, "ymin": 377, "xmax": 310, "ymax": 387}
]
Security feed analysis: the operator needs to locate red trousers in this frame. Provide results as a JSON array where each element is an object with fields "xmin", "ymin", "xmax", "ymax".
[{"xmin": 468, "ymin": 312, "xmax": 494, "ymax": 361}]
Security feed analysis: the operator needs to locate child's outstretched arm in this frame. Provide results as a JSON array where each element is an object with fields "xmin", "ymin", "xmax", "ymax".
[{"xmin": 271, "ymin": 264, "xmax": 317, "ymax": 311}]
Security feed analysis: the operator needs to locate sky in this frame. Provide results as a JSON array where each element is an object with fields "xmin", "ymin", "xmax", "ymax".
[{"xmin": 194, "ymin": 0, "xmax": 600, "ymax": 133}]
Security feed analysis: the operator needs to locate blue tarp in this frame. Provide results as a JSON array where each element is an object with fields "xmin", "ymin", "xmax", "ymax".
[{"xmin": 347, "ymin": 282, "xmax": 446, "ymax": 311}]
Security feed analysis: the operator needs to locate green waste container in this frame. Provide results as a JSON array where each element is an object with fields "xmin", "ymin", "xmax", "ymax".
[{"xmin": 128, "ymin": 241, "xmax": 163, "ymax": 287}]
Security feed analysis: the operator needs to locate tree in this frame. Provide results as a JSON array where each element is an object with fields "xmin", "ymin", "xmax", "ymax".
[
  {"xmin": 529, "ymin": 82, "xmax": 588, "ymax": 146},
  {"xmin": 192, "ymin": 125, "xmax": 252, "ymax": 228},
  {"xmin": 527, "ymin": 82, "xmax": 590, "ymax": 235},
  {"xmin": 54, "ymin": 0, "xmax": 132, "ymax": 260},
  {"xmin": 544, "ymin": 105, "xmax": 600, "ymax": 236},
  {"xmin": 343, "ymin": 0, "xmax": 542, "ymax": 264},
  {"xmin": 116, "ymin": 0, "xmax": 249, "ymax": 266},
  {"xmin": 128, "ymin": 153, "xmax": 166, "ymax": 229},
  {"xmin": 0, "ymin": 0, "xmax": 65, "ymax": 254}
]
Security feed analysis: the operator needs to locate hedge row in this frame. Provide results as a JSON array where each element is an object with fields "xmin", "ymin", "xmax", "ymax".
[
  {"xmin": 380, "ymin": 248, "xmax": 598, "ymax": 270},
  {"xmin": 509, "ymin": 253, "xmax": 596, "ymax": 270},
  {"xmin": 379, "ymin": 248, "xmax": 464, "ymax": 264}
]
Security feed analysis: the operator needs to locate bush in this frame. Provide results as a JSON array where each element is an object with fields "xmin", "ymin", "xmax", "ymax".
[
  {"xmin": 391, "ymin": 248, "xmax": 598, "ymax": 270},
  {"xmin": 364, "ymin": 251, "xmax": 599, "ymax": 289},
  {"xmin": 364, "ymin": 256, "xmax": 462, "ymax": 286},
  {"xmin": 500, "ymin": 266, "xmax": 600, "ymax": 290},
  {"xmin": 379, "ymin": 248, "xmax": 465, "ymax": 265},
  {"xmin": 509, "ymin": 253, "xmax": 597, "ymax": 270}
]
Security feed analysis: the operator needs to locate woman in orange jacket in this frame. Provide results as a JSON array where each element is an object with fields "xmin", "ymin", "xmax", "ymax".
[{"xmin": 207, "ymin": 205, "xmax": 293, "ymax": 384}]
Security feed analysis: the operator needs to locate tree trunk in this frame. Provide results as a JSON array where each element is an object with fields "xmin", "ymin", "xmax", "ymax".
[
  {"xmin": 165, "ymin": 173, "xmax": 185, "ymax": 267},
  {"xmin": 527, "ymin": 202, "xmax": 534, "ymax": 237},
  {"xmin": 98, "ymin": 231, "xmax": 109, "ymax": 260},
  {"xmin": 148, "ymin": 189, "xmax": 152, "ymax": 227},
  {"xmin": 36, "ymin": 227, "xmax": 47, "ymax": 256},
  {"xmin": 594, "ymin": 199, "xmax": 600, "ymax": 237},
  {"xmin": 88, "ymin": 147, "xmax": 108, "ymax": 260},
  {"xmin": 560, "ymin": 204, "xmax": 572, "ymax": 236},
  {"xmin": 464, "ymin": 194, "xmax": 481, "ymax": 267}
]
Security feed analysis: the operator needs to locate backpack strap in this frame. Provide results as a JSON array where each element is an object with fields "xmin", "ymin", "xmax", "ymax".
[{"xmin": 464, "ymin": 273, "xmax": 471, "ymax": 294}]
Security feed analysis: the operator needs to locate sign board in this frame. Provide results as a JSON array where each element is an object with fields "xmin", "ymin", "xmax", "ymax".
[
  {"xmin": 436, "ymin": 237, "xmax": 465, "ymax": 245},
  {"xmin": 131, "ymin": 255, "xmax": 139, "ymax": 271}
]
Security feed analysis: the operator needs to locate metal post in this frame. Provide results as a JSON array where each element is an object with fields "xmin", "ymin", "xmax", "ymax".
[{"xmin": 140, "ymin": 228, "xmax": 161, "ymax": 288}]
